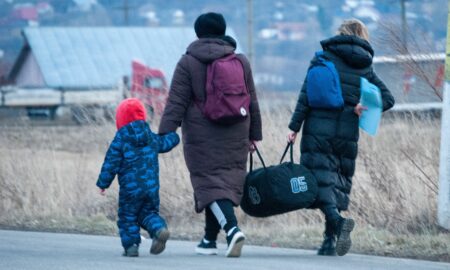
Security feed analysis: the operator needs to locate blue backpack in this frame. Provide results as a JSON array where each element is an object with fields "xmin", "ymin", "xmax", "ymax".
[{"xmin": 306, "ymin": 51, "xmax": 344, "ymax": 109}]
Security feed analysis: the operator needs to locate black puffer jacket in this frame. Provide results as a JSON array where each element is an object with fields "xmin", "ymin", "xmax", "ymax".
[{"xmin": 289, "ymin": 35, "xmax": 395, "ymax": 211}]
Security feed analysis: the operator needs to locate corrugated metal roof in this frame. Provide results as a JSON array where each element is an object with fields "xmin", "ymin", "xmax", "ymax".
[{"xmin": 21, "ymin": 27, "xmax": 239, "ymax": 89}]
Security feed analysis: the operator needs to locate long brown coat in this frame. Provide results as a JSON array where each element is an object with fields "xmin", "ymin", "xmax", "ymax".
[{"xmin": 159, "ymin": 38, "xmax": 262, "ymax": 212}]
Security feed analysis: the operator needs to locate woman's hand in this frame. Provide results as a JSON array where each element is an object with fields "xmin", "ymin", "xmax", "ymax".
[
  {"xmin": 249, "ymin": 140, "xmax": 257, "ymax": 153},
  {"xmin": 99, "ymin": 188, "xmax": 106, "ymax": 196},
  {"xmin": 354, "ymin": 103, "xmax": 368, "ymax": 117},
  {"xmin": 287, "ymin": 132, "xmax": 297, "ymax": 143}
]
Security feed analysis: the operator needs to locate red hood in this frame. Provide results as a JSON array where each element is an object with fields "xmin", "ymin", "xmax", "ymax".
[{"xmin": 116, "ymin": 98, "xmax": 147, "ymax": 130}]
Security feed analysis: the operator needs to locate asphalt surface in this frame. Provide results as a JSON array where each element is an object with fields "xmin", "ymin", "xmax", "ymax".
[{"xmin": 0, "ymin": 230, "xmax": 449, "ymax": 270}]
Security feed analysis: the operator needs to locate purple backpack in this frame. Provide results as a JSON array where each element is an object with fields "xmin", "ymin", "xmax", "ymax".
[{"xmin": 199, "ymin": 53, "xmax": 250, "ymax": 124}]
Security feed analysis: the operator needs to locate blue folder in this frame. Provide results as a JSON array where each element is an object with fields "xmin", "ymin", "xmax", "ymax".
[{"xmin": 359, "ymin": 78, "xmax": 382, "ymax": 136}]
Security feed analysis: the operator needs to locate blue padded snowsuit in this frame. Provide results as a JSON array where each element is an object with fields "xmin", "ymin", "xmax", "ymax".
[{"xmin": 96, "ymin": 120, "xmax": 179, "ymax": 249}]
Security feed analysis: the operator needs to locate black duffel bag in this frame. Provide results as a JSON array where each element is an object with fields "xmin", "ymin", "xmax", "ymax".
[{"xmin": 241, "ymin": 143, "xmax": 318, "ymax": 217}]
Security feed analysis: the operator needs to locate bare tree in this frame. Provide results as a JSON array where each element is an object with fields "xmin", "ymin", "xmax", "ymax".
[{"xmin": 375, "ymin": 20, "xmax": 443, "ymax": 101}]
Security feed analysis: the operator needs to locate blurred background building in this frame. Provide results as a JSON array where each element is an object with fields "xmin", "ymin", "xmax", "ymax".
[{"xmin": 0, "ymin": 0, "xmax": 447, "ymax": 102}]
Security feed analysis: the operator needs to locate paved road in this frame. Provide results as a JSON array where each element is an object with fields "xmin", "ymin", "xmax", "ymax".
[{"xmin": 0, "ymin": 230, "xmax": 449, "ymax": 270}]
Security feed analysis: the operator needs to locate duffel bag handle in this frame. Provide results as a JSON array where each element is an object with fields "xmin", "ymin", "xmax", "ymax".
[
  {"xmin": 249, "ymin": 144, "xmax": 266, "ymax": 172},
  {"xmin": 279, "ymin": 142, "xmax": 294, "ymax": 164}
]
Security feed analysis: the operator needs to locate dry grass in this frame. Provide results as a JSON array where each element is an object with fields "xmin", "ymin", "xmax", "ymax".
[{"xmin": 0, "ymin": 97, "xmax": 449, "ymax": 262}]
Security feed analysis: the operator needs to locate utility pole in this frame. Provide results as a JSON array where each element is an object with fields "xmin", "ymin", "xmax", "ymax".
[
  {"xmin": 438, "ymin": 2, "xmax": 450, "ymax": 230},
  {"xmin": 400, "ymin": 0, "xmax": 408, "ymax": 52},
  {"xmin": 247, "ymin": 0, "xmax": 254, "ymax": 67},
  {"xmin": 115, "ymin": 0, "xmax": 134, "ymax": 26}
]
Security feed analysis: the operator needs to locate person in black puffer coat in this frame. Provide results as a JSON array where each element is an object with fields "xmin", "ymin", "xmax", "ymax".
[{"xmin": 287, "ymin": 19, "xmax": 395, "ymax": 256}]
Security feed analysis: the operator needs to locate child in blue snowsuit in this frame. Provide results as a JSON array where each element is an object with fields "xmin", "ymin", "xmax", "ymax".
[{"xmin": 97, "ymin": 98, "xmax": 180, "ymax": 257}]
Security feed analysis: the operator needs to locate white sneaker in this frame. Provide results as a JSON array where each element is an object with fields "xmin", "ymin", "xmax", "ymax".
[
  {"xmin": 225, "ymin": 228, "xmax": 245, "ymax": 257},
  {"xmin": 195, "ymin": 238, "xmax": 218, "ymax": 255}
]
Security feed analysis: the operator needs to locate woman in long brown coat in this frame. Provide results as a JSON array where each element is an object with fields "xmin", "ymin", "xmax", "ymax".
[{"xmin": 159, "ymin": 12, "xmax": 262, "ymax": 258}]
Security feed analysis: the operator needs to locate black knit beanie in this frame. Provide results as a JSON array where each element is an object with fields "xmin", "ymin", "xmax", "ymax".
[{"xmin": 194, "ymin": 12, "xmax": 226, "ymax": 38}]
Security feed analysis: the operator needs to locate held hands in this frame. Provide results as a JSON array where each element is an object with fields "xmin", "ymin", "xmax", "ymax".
[
  {"xmin": 354, "ymin": 103, "xmax": 368, "ymax": 117},
  {"xmin": 99, "ymin": 188, "xmax": 106, "ymax": 196},
  {"xmin": 287, "ymin": 131, "xmax": 297, "ymax": 143}
]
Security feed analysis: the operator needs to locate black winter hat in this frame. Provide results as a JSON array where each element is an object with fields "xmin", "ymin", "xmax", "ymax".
[{"xmin": 194, "ymin": 12, "xmax": 226, "ymax": 38}]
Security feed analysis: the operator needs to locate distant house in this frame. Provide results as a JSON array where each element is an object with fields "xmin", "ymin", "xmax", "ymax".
[
  {"xmin": 3, "ymin": 26, "xmax": 241, "ymax": 114},
  {"xmin": 8, "ymin": 27, "xmax": 199, "ymax": 90}
]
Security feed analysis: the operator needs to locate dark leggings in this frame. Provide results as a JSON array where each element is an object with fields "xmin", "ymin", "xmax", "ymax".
[{"xmin": 204, "ymin": 199, "xmax": 237, "ymax": 241}]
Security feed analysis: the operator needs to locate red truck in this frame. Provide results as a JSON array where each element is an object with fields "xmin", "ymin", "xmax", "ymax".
[{"xmin": 130, "ymin": 60, "xmax": 169, "ymax": 118}]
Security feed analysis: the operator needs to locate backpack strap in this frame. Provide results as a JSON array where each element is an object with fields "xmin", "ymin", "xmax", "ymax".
[
  {"xmin": 315, "ymin": 50, "xmax": 325, "ymax": 58},
  {"xmin": 220, "ymin": 52, "xmax": 237, "ymax": 61},
  {"xmin": 234, "ymin": 54, "xmax": 250, "ymax": 93},
  {"xmin": 314, "ymin": 50, "xmax": 328, "ymax": 63}
]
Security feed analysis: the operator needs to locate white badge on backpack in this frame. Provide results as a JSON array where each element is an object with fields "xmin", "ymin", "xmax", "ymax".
[{"xmin": 240, "ymin": 107, "xmax": 247, "ymax": 116}]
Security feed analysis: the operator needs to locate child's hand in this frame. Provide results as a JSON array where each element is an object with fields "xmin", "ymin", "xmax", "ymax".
[
  {"xmin": 99, "ymin": 188, "xmax": 106, "ymax": 196},
  {"xmin": 354, "ymin": 103, "xmax": 368, "ymax": 117}
]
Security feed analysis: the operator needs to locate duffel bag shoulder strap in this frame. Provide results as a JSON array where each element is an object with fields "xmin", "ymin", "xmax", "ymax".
[
  {"xmin": 279, "ymin": 142, "xmax": 294, "ymax": 164},
  {"xmin": 250, "ymin": 145, "xmax": 266, "ymax": 172}
]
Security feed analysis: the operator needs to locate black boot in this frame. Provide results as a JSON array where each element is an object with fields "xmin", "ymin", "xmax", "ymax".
[
  {"xmin": 317, "ymin": 222, "xmax": 336, "ymax": 256},
  {"xmin": 317, "ymin": 234, "xmax": 337, "ymax": 256},
  {"xmin": 332, "ymin": 217, "xmax": 355, "ymax": 256}
]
